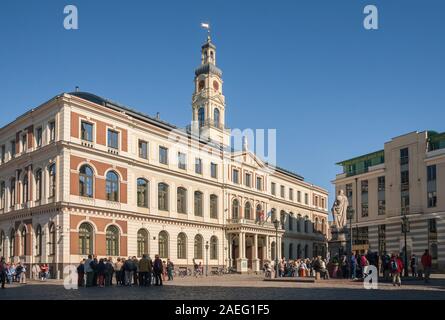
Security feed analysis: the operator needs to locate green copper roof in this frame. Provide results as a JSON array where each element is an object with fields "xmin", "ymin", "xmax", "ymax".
[
  {"xmin": 337, "ymin": 150, "xmax": 385, "ymax": 177},
  {"xmin": 428, "ymin": 131, "xmax": 445, "ymax": 151}
]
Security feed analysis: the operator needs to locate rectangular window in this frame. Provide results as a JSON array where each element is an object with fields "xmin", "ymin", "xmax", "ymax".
[
  {"xmin": 159, "ymin": 146, "xmax": 168, "ymax": 165},
  {"xmin": 361, "ymin": 180, "xmax": 369, "ymax": 217},
  {"xmin": 297, "ymin": 191, "xmax": 301, "ymax": 202},
  {"xmin": 1, "ymin": 145, "xmax": 5, "ymax": 164},
  {"xmin": 401, "ymin": 171, "xmax": 409, "ymax": 191},
  {"xmin": 321, "ymin": 197, "xmax": 325, "ymax": 208},
  {"xmin": 138, "ymin": 140, "xmax": 148, "ymax": 159},
  {"xmin": 49, "ymin": 121, "xmax": 56, "ymax": 142},
  {"xmin": 271, "ymin": 182, "xmax": 276, "ymax": 196},
  {"xmin": 280, "ymin": 185, "xmax": 285, "ymax": 198},
  {"xmin": 245, "ymin": 173, "xmax": 251, "ymax": 187},
  {"xmin": 289, "ymin": 188, "xmax": 293, "ymax": 201},
  {"xmin": 107, "ymin": 129, "xmax": 119, "ymax": 149},
  {"xmin": 36, "ymin": 127, "xmax": 43, "ymax": 147},
  {"xmin": 21, "ymin": 134, "xmax": 27, "ymax": 152},
  {"xmin": 210, "ymin": 163, "xmax": 218, "ymax": 179},
  {"xmin": 378, "ymin": 176, "xmax": 385, "ymax": 215},
  {"xmin": 178, "ymin": 152, "xmax": 186, "ymax": 170},
  {"xmin": 427, "ymin": 165, "xmax": 437, "ymax": 208},
  {"xmin": 378, "ymin": 225, "xmax": 386, "ymax": 254},
  {"xmin": 256, "ymin": 177, "xmax": 263, "ymax": 191},
  {"xmin": 195, "ymin": 158, "xmax": 202, "ymax": 174},
  {"xmin": 400, "ymin": 148, "xmax": 409, "ymax": 165},
  {"xmin": 304, "ymin": 193, "xmax": 309, "ymax": 205},
  {"xmin": 10, "ymin": 141, "xmax": 16, "ymax": 157},
  {"xmin": 81, "ymin": 121, "xmax": 94, "ymax": 142},
  {"xmin": 232, "ymin": 169, "xmax": 239, "ymax": 184}
]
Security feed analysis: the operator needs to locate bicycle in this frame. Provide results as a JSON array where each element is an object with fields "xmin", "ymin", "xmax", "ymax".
[{"xmin": 178, "ymin": 268, "xmax": 192, "ymax": 278}]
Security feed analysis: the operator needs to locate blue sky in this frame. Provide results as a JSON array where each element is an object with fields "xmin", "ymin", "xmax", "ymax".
[{"xmin": 1, "ymin": 0, "xmax": 444, "ymax": 205}]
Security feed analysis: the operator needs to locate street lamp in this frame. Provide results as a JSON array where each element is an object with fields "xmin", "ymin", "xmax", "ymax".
[
  {"xmin": 273, "ymin": 219, "xmax": 280, "ymax": 278},
  {"xmin": 347, "ymin": 207, "xmax": 355, "ymax": 256},
  {"xmin": 401, "ymin": 211, "xmax": 410, "ymax": 277},
  {"xmin": 205, "ymin": 241, "xmax": 209, "ymax": 277}
]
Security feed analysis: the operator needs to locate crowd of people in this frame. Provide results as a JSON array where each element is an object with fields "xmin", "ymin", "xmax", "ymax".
[
  {"xmin": 262, "ymin": 249, "xmax": 434, "ymax": 287},
  {"xmin": 77, "ymin": 254, "xmax": 174, "ymax": 287}
]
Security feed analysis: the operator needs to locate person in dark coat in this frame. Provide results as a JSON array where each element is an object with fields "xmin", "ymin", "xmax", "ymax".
[
  {"xmin": 97, "ymin": 259, "xmax": 106, "ymax": 288},
  {"xmin": 153, "ymin": 254, "xmax": 164, "ymax": 286}
]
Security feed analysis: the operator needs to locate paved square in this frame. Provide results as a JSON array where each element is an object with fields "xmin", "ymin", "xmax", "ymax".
[{"xmin": 1, "ymin": 275, "xmax": 445, "ymax": 300}]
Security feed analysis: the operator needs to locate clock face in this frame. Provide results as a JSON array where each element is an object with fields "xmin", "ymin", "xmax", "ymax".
[{"xmin": 213, "ymin": 80, "xmax": 219, "ymax": 91}]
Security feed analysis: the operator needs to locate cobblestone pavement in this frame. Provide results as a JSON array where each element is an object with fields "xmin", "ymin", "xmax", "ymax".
[{"xmin": 1, "ymin": 275, "xmax": 445, "ymax": 300}]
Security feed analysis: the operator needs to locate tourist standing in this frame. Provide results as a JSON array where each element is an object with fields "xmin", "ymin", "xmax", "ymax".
[
  {"xmin": 147, "ymin": 255, "xmax": 153, "ymax": 286},
  {"xmin": 421, "ymin": 249, "xmax": 432, "ymax": 283},
  {"xmin": 114, "ymin": 258, "xmax": 123, "ymax": 286},
  {"xmin": 105, "ymin": 258, "xmax": 114, "ymax": 286},
  {"xmin": 0, "ymin": 257, "xmax": 6, "ymax": 289},
  {"xmin": 390, "ymin": 254, "xmax": 404, "ymax": 287},
  {"xmin": 410, "ymin": 254, "xmax": 418, "ymax": 278},
  {"xmin": 84, "ymin": 255, "xmax": 93, "ymax": 287},
  {"xmin": 77, "ymin": 260, "xmax": 85, "ymax": 287},
  {"xmin": 97, "ymin": 259, "xmax": 106, "ymax": 288},
  {"xmin": 350, "ymin": 254, "xmax": 357, "ymax": 280},
  {"xmin": 153, "ymin": 255, "xmax": 163, "ymax": 286},
  {"xmin": 167, "ymin": 259, "xmax": 174, "ymax": 281},
  {"xmin": 138, "ymin": 254, "xmax": 150, "ymax": 286},
  {"xmin": 123, "ymin": 257, "xmax": 134, "ymax": 286}
]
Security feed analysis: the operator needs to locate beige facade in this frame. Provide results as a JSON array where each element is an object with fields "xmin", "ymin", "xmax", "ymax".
[
  {"xmin": 333, "ymin": 131, "xmax": 445, "ymax": 270},
  {"xmin": 0, "ymin": 37, "xmax": 328, "ymax": 278}
]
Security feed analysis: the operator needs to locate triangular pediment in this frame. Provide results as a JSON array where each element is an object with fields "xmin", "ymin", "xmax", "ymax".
[{"xmin": 231, "ymin": 150, "xmax": 267, "ymax": 169}]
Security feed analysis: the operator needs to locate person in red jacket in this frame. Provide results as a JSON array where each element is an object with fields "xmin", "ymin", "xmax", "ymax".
[
  {"xmin": 421, "ymin": 249, "xmax": 432, "ymax": 283},
  {"xmin": 390, "ymin": 254, "xmax": 404, "ymax": 287}
]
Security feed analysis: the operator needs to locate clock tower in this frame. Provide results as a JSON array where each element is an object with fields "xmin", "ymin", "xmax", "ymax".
[{"xmin": 191, "ymin": 35, "xmax": 229, "ymax": 146}]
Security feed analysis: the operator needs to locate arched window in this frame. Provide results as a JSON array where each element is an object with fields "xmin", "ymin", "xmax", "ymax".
[
  {"xmin": 198, "ymin": 107, "xmax": 205, "ymax": 127},
  {"xmin": 304, "ymin": 216, "xmax": 309, "ymax": 233},
  {"xmin": 214, "ymin": 108, "xmax": 220, "ymax": 127},
  {"xmin": 177, "ymin": 187, "xmax": 187, "ymax": 214},
  {"xmin": 137, "ymin": 229, "xmax": 149, "ymax": 257},
  {"xmin": 321, "ymin": 219, "xmax": 326, "ymax": 235},
  {"xmin": 35, "ymin": 170, "xmax": 42, "ymax": 201},
  {"xmin": 20, "ymin": 227, "xmax": 27, "ymax": 256},
  {"xmin": 194, "ymin": 234, "xmax": 203, "ymax": 259},
  {"xmin": 10, "ymin": 178, "xmax": 16, "ymax": 206},
  {"xmin": 137, "ymin": 178, "xmax": 149, "ymax": 208},
  {"xmin": 177, "ymin": 233, "xmax": 187, "ymax": 259},
  {"xmin": 313, "ymin": 245, "xmax": 318, "ymax": 258},
  {"xmin": 194, "ymin": 191, "xmax": 203, "ymax": 216},
  {"xmin": 297, "ymin": 244, "xmax": 301, "ymax": 259},
  {"xmin": 210, "ymin": 236, "xmax": 218, "ymax": 260},
  {"xmin": 106, "ymin": 225, "xmax": 119, "ymax": 256},
  {"xmin": 289, "ymin": 243, "xmax": 293, "ymax": 259},
  {"xmin": 232, "ymin": 199, "xmax": 239, "ymax": 219},
  {"xmin": 9, "ymin": 229, "xmax": 15, "ymax": 258},
  {"xmin": 35, "ymin": 225, "xmax": 42, "ymax": 256},
  {"xmin": 244, "ymin": 202, "xmax": 252, "ymax": 220},
  {"xmin": 256, "ymin": 204, "xmax": 263, "ymax": 221},
  {"xmin": 79, "ymin": 223, "xmax": 93, "ymax": 255},
  {"xmin": 106, "ymin": 171, "xmax": 119, "ymax": 202},
  {"xmin": 49, "ymin": 223, "xmax": 56, "ymax": 256},
  {"xmin": 289, "ymin": 213, "xmax": 294, "ymax": 231},
  {"xmin": 158, "ymin": 183, "xmax": 169, "ymax": 211},
  {"xmin": 210, "ymin": 194, "xmax": 218, "ymax": 219},
  {"xmin": 304, "ymin": 244, "xmax": 309, "ymax": 258},
  {"xmin": 48, "ymin": 164, "xmax": 56, "ymax": 198},
  {"xmin": 314, "ymin": 217, "xmax": 319, "ymax": 233},
  {"xmin": 271, "ymin": 241, "xmax": 276, "ymax": 261},
  {"xmin": 271, "ymin": 208, "xmax": 277, "ymax": 222},
  {"xmin": 0, "ymin": 181, "xmax": 5, "ymax": 209},
  {"xmin": 22, "ymin": 175, "xmax": 29, "ymax": 203},
  {"xmin": 79, "ymin": 165, "xmax": 94, "ymax": 198},
  {"xmin": 159, "ymin": 231, "xmax": 169, "ymax": 258},
  {"xmin": 297, "ymin": 214, "xmax": 302, "ymax": 232},
  {"xmin": 280, "ymin": 211, "xmax": 286, "ymax": 227},
  {"xmin": 0, "ymin": 230, "xmax": 5, "ymax": 258}
]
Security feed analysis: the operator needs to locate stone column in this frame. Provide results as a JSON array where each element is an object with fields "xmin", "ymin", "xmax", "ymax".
[
  {"xmin": 236, "ymin": 232, "xmax": 248, "ymax": 273},
  {"xmin": 252, "ymin": 233, "xmax": 259, "ymax": 272}
]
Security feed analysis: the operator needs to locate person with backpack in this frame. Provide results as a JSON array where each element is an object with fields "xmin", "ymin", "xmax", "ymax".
[
  {"xmin": 390, "ymin": 253, "xmax": 404, "ymax": 286},
  {"xmin": 138, "ymin": 254, "xmax": 150, "ymax": 286},
  {"xmin": 105, "ymin": 258, "xmax": 114, "ymax": 286},
  {"xmin": 123, "ymin": 257, "xmax": 134, "ymax": 286}
]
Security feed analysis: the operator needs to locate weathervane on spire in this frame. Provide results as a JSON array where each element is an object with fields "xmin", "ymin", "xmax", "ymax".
[{"xmin": 201, "ymin": 22, "xmax": 211, "ymax": 41}]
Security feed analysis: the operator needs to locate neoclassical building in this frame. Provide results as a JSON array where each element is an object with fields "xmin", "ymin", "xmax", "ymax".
[{"xmin": 0, "ymin": 36, "xmax": 328, "ymax": 277}]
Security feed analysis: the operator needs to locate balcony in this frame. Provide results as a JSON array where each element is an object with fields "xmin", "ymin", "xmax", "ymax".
[{"xmin": 226, "ymin": 218, "xmax": 276, "ymax": 229}]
